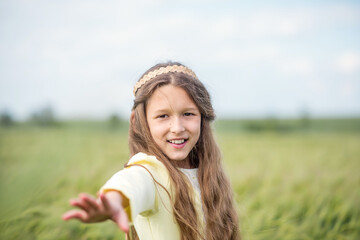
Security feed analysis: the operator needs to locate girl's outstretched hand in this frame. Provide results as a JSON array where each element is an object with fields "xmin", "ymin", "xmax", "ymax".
[{"xmin": 62, "ymin": 191, "xmax": 129, "ymax": 233}]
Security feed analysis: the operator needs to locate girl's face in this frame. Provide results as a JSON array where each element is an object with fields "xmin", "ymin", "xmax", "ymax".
[{"xmin": 146, "ymin": 84, "xmax": 201, "ymax": 168}]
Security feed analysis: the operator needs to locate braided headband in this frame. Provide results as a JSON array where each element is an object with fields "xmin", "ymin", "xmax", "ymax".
[{"xmin": 133, "ymin": 65, "xmax": 198, "ymax": 96}]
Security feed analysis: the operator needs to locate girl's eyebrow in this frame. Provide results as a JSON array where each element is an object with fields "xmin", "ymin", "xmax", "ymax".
[
  {"xmin": 183, "ymin": 107, "xmax": 199, "ymax": 112},
  {"xmin": 152, "ymin": 108, "xmax": 169, "ymax": 114}
]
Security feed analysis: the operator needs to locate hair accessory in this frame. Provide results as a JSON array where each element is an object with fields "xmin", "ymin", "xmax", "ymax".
[{"xmin": 133, "ymin": 65, "xmax": 198, "ymax": 96}]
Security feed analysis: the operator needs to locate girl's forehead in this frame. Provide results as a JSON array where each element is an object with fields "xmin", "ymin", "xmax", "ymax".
[{"xmin": 147, "ymin": 85, "xmax": 198, "ymax": 112}]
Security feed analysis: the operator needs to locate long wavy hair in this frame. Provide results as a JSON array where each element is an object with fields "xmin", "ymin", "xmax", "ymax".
[{"xmin": 127, "ymin": 62, "xmax": 240, "ymax": 240}]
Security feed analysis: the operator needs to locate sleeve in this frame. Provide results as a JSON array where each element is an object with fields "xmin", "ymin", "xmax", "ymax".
[{"xmin": 99, "ymin": 166, "xmax": 157, "ymax": 222}]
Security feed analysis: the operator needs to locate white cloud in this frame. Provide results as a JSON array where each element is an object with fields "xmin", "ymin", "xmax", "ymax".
[
  {"xmin": 208, "ymin": 4, "xmax": 360, "ymax": 40},
  {"xmin": 340, "ymin": 81, "xmax": 355, "ymax": 97},
  {"xmin": 244, "ymin": 9, "xmax": 312, "ymax": 37},
  {"xmin": 317, "ymin": 4, "xmax": 360, "ymax": 25},
  {"xmin": 276, "ymin": 57, "xmax": 315, "ymax": 76},
  {"xmin": 306, "ymin": 78, "xmax": 327, "ymax": 95},
  {"xmin": 335, "ymin": 52, "xmax": 360, "ymax": 74}
]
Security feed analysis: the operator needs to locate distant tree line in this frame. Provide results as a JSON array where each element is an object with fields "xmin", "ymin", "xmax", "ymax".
[
  {"xmin": 0, "ymin": 107, "xmax": 126, "ymax": 130},
  {"xmin": 29, "ymin": 106, "xmax": 58, "ymax": 126},
  {"xmin": 0, "ymin": 106, "xmax": 58, "ymax": 127},
  {"xmin": 0, "ymin": 111, "xmax": 14, "ymax": 127}
]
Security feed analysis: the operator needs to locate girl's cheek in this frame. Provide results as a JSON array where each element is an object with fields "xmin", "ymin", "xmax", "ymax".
[
  {"xmin": 154, "ymin": 123, "xmax": 168, "ymax": 133},
  {"xmin": 190, "ymin": 119, "xmax": 201, "ymax": 129}
]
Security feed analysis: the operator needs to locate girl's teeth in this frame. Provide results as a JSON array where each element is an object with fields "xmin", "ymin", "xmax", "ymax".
[{"xmin": 170, "ymin": 139, "xmax": 185, "ymax": 144}]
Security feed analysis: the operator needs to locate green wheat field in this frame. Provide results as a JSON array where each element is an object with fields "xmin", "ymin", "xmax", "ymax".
[{"xmin": 0, "ymin": 119, "xmax": 359, "ymax": 239}]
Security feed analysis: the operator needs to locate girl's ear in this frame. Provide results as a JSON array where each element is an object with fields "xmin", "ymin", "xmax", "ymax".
[{"xmin": 130, "ymin": 111, "xmax": 135, "ymax": 126}]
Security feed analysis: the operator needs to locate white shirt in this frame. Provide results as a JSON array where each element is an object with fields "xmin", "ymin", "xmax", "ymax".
[{"xmin": 179, "ymin": 168, "xmax": 200, "ymax": 194}]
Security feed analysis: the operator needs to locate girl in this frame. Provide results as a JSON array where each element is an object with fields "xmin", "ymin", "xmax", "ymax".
[{"xmin": 62, "ymin": 62, "xmax": 240, "ymax": 240}]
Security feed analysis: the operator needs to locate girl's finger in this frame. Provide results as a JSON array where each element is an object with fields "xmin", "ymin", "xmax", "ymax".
[
  {"xmin": 62, "ymin": 209, "xmax": 88, "ymax": 222},
  {"xmin": 100, "ymin": 193, "xmax": 111, "ymax": 211},
  {"xmin": 69, "ymin": 198, "xmax": 90, "ymax": 212},
  {"xmin": 79, "ymin": 193, "xmax": 99, "ymax": 211},
  {"xmin": 114, "ymin": 205, "xmax": 129, "ymax": 233}
]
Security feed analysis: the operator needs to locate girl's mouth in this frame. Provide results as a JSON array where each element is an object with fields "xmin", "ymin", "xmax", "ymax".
[{"xmin": 167, "ymin": 139, "xmax": 188, "ymax": 149}]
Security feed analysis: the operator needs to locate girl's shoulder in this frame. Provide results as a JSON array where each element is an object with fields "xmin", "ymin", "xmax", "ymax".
[
  {"xmin": 126, "ymin": 152, "xmax": 172, "ymax": 190},
  {"xmin": 127, "ymin": 152, "xmax": 167, "ymax": 174}
]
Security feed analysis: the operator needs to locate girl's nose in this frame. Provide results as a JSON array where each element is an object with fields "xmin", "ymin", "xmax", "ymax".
[{"xmin": 170, "ymin": 118, "xmax": 185, "ymax": 133}]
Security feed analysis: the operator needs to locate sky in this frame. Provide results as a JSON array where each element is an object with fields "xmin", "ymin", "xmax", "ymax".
[{"xmin": 0, "ymin": 0, "xmax": 359, "ymax": 120}]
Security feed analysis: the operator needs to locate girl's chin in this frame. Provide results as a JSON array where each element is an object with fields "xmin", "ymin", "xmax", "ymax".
[
  {"xmin": 167, "ymin": 153, "xmax": 189, "ymax": 162},
  {"xmin": 169, "ymin": 156, "xmax": 187, "ymax": 161}
]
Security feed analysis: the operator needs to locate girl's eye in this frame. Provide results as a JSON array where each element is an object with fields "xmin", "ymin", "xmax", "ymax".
[
  {"xmin": 184, "ymin": 112, "xmax": 194, "ymax": 117},
  {"xmin": 158, "ymin": 114, "xmax": 168, "ymax": 118}
]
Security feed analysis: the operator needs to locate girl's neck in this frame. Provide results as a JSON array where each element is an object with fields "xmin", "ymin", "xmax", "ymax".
[{"xmin": 170, "ymin": 158, "xmax": 194, "ymax": 169}]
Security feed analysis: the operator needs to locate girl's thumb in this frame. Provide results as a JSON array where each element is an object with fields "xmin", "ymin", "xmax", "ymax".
[{"xmin": 114, "ymin": 208, "xmax": 129, "ymax": 233}]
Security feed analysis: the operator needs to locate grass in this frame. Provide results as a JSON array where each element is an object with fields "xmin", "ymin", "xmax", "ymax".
[
  {"xmin": 0, "ymin": 119, "xmax": 359, "ymax": 239},
  {"xmin": 218, "ymin": 131, "xmax": 360, "ymax": 239}
]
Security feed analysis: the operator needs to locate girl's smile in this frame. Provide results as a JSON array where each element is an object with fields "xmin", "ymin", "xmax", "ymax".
[
  {"xmin": 167, "ymin": 138, "xmax": 188, "ymax": 149},
  {"xmin": 146, "ymin": 84, "xmax": 201, "ymax": 168}
]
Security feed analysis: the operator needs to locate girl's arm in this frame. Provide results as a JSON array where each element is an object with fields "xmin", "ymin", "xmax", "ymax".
[{"xmin": 62, "ymin": 191, "xmax": 129, "ymax": 232}]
